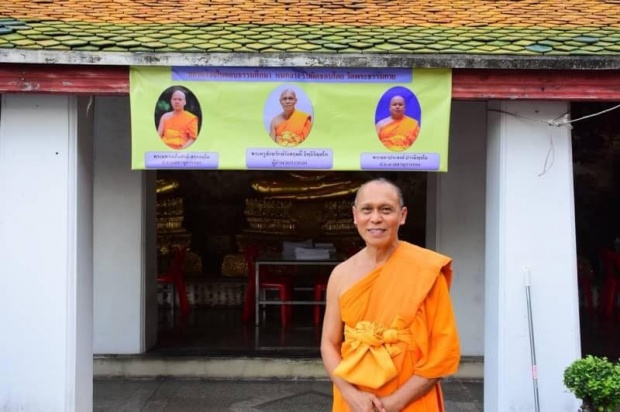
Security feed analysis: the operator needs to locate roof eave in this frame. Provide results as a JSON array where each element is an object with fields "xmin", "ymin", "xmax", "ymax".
[{"xmin": 0, "ymin": 49, "xmax": 619, "ymax": 70}]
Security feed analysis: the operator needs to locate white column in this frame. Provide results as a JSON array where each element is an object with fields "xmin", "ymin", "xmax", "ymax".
[
  {"xmin": 427, "ymin": 101, "xmax": 487, "ymax": 357},
  {"xmin": 485, "ymin": 101, "xmax": 581, "ymax": 411},
  {"xmin": 0, "ymin": 94, "xmax": 93, "ymax": 411},
  {"xmin": 93, "ymin": 96, "xmax": 157, "ymax": 354}
]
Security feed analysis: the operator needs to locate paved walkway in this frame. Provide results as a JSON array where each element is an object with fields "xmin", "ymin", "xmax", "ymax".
[{"xmin": 94, "ymin": 378, "xmax": 483, "ymax": 411}]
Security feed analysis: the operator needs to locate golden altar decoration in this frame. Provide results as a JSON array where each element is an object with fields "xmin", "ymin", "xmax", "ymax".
[
  {"xmin": 236, "ymin": 172, "xmax": 364, "ymax": 255},
  {"xmin": 156, "ymin": 178, "xmax": 202, "ymax": 275},
  {"xmin": 220, "ymin": 253, "xmax": 248, "ymax": 277}
]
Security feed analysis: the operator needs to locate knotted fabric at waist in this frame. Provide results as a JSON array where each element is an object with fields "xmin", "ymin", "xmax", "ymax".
[{"xmin": 333, "ymin": 316, "xmax": 412, "ymax": 389}]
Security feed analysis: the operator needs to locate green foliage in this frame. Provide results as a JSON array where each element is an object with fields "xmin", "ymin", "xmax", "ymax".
[
  {"xmin": 157, "ymin": 99, "xmax": 171, "ymax": 112},
  {"xmin": 563, "ymin": 355, "xmax": 620, "ymax": 411}
]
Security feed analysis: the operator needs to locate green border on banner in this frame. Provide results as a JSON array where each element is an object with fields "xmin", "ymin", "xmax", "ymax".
[{"xmin": 130, "ymin": 66, "xmax": 451, "ymax": 171}]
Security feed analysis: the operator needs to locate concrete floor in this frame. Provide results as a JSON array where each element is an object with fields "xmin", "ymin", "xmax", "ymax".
[{"xmin": 94, "ymin": 378, "xmax": 483, "ymax": 411}]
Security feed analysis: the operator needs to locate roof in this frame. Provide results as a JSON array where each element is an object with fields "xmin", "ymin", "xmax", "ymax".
[{"xmin": 0, "ymin": 0, "xmax": 619, "ymax": 68}]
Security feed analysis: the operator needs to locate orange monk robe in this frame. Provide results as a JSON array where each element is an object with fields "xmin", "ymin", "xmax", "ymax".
[
  {"xmin": 378, "ymin": 116, "xmax": 420, "ymax": 151},
  {"xmin": 161, "ymin": 111, "xmax": 198, "ymax": 150},
  {"xmin": 275, "ymin": 110, "xmax": 312, "ymax": 146},
  {"xmin": 332, "ymin": 242, "xmax": 460, "ymax": 412}
]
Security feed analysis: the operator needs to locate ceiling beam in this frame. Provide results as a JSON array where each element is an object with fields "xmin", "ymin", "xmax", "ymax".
[{"xmin": 0, "ymin": 64, "xmax": 619, "ymax": 101}]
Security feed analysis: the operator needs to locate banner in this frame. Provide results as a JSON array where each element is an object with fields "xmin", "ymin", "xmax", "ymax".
[{"xmin": 130, "ymin": 66, "xmax": 451, "ymax": 171}]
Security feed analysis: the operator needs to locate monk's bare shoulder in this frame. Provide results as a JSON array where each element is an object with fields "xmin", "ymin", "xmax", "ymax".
[
  {"xmin": 329, "ymin": 250, "xmax": 367, "ymax": 298},
  {"xmin": 328, "ymin": 257, "xmax": 352, "ymax": 295},
  {"xmin": 327, "ymin": 260, "xmax": 348, "ymax": 293},
  {"xmin": 375, "ymin": 117, "xmax": 392, "ymax": 129},
  {"xmin": 271, "ymin": 113, "xmax": 284, "ymax": 127}
]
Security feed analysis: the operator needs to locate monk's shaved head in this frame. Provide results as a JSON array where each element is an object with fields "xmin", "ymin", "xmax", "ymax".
[
  {"xmin": 169, "ymin": 88, "xmax": 187, "ymax": 112},
  {"xmin": 388, "ymin": 95, "xmax": 406, "ymax": 120},
  {"xmin": 170, "ymin": 89, "xmax": 186, "ymax": 99},
  {"xmin": 280, "ymin": 89, "xmax": 297, "ymax": 99},
  {"xmin": 390, "ymin": 95, "xmax": 406, "ymax": 105},
  {"xmin": 279, "ymin": 88, "xmax": 298, "ymax": 112},
  {"xmin": 355, "ymin": 178, "xmax": 404, "ymax": 208}
]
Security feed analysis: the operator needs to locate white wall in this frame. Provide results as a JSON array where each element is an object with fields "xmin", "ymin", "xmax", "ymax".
[
  {"xmin": 75, "ymin": 96, "xmax": 95, "ymax": 410},
  {"xmin": 0, "ymin": 94, "xmax": 93, "ymax": 411},
  {"xmin": 485, "ymin": 101, "xmax": 581, "ymax": 411},
  {"xmin": 427, "ymin": 101, "xmax": 486, "ymax": 357},
  {"xmin": 93, "ymin": 96, "xmax": 157, "ymax": 354}
]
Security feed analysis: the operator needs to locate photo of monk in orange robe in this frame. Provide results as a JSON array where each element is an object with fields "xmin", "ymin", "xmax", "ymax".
[
  {"xmin": 269, "ymin": 89, "xmax": 312, "ymax": 147},
  {"xmin": 157, "ymin": 89, "xmax": 199, "ymax": 150},
  {"xmin": 375, "ymin": 96, "xmax": 421, "ymax": 152},
  {"xmin": 321, "ymin": 178, "xmax": 460, "ymax": 412}
]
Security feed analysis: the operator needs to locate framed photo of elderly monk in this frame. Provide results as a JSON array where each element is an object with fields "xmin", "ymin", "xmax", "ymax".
[
  {"xmin": 154, "ymin": 85, "xmax": 203, "ymax": 150},
  {"xmin": 375, "ymin": 86, "xmax": 422, "ymax": 152},
  {"xmin": 263, "ymin": 84, "xmax": 314, "ymax": 147}
]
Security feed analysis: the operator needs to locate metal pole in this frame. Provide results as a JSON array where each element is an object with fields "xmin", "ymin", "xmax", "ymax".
[
  {"xmin": 524, "ymin": 267, "xmax": 541, "ymax": 412},
  {"xmin": 255, "ymin": 260, "xmax": 260, "ymax": 327}
]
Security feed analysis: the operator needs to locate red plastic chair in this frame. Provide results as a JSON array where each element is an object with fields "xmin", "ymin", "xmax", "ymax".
[
  {"xmin": 242, "ymin": 245, "xmax": 293, "ymax": 326},
  {"xmin": 157, "ymin": 247, "xmax": 189, "ymax": 315},
  {"xmin": 313, "ymin": 275, "xmax": 329, "ymax": 325},
  {"xmin": 599, "ymin": 249, "xmax": 620, "ymax": 320},
  {"xmin": 577, "ymin": 256, "xmax": 595, "ymax": 319}
]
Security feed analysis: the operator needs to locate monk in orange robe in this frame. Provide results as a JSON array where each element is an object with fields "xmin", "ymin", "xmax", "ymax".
[
  {"xmin": 321, "ymin": 178, "xmax": 460, "ymax": 412},
  {"xmin": 270, "ymin": 89, "xmax": 312, "ymax": 147},
  {"xmin": 158, "ymin": 89, "xmax": 199, "ymax": 150},
  {"xmin": 376, "ymin": 96, "xmax": 420, "ymax": 152}
]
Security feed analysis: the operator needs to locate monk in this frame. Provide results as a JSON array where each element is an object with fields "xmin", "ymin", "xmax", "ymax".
[
  {"xmin": 321, "ymin": 178, "xmax": 460, "ymax": 412},
  {"xmin": 375, "ymin": 96, "xmax": 420, "ymax": 152},
  {"xmin": 269, "ymin": 89, "xmax": 312, "ymax": 147},
  {"xmin": 157, "ymin": 89, "xmax": 199, "ymax": 150}
]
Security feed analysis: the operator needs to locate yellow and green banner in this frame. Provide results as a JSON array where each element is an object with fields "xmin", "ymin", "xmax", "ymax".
[{"xmin": 130, "ymin": 66, "xmax": 451, "ymax": 171}]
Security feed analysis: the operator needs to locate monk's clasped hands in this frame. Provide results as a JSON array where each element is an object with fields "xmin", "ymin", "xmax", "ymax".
[{"xmin": 346, "ymin": 389, "xmax": 386, "ymax": 412}]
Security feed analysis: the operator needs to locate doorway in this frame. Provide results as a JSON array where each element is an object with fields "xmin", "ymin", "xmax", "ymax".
[
  {"xmin": 152, "ymin": 170, "xmax": 428, "ymax": 355},
  {"xmin": 572, "ymin": 101, "xmax": 620, "ymax": 359}
]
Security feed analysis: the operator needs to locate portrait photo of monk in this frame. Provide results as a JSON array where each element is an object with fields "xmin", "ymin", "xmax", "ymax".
[
  {"xmin": 264, "ymin": 86, "xmax": 314, "ymax": 147},
  {"xmin": 375, "ymin": 87, "xmax": 422, "ymax": 152},
  {"xmin": 154, "ymin": 86, "xmax": 202, "ymax": 150}
]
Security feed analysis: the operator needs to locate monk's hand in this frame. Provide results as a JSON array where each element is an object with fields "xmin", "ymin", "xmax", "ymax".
[
  {"xmin": 377, "ymin": 395, "xmax": 402, "ymax": 412},
  {"xmin": 344, "ymin": 388, "xmax": 385, "ymax": 412}
]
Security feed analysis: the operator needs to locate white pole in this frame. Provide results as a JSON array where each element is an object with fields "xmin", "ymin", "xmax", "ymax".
[{"xmin": 524, "ymin": 266, "xmax": 541, "ymax": 412}]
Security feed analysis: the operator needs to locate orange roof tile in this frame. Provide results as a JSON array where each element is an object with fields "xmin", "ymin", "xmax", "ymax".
[{"xmin": 0, "ymin": 0, "xmax": 618, "ymax": 56}]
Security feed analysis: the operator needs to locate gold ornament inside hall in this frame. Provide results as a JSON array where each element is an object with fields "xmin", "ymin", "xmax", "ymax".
[{"xmin": 155, "ymin": 172, "xmax": 365, "ymax": 287}]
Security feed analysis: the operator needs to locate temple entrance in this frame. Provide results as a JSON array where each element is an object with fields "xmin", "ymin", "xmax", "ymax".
[
  {"xmin": 152, "ymin": 170, "xmax": 428, "ymax": 355},
  {"xmin": 572, "ymin": 101, "xmax": 620, "ymax": 359}
]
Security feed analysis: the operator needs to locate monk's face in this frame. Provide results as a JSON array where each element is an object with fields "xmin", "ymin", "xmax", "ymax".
[
  {"xmin": 279, "ymin": 91, "xmax": 297, "ymax": 112},
  {"xmin": 170, "ymin": 91, "xmax": 187, "ymax": 112},
  {"xmin": 389, "ymin": 96, "xmax": 406, "ymax": 119},
  {"xmin": 353, "ymin": 181, "xmax": 407, "ymax": 248}
]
